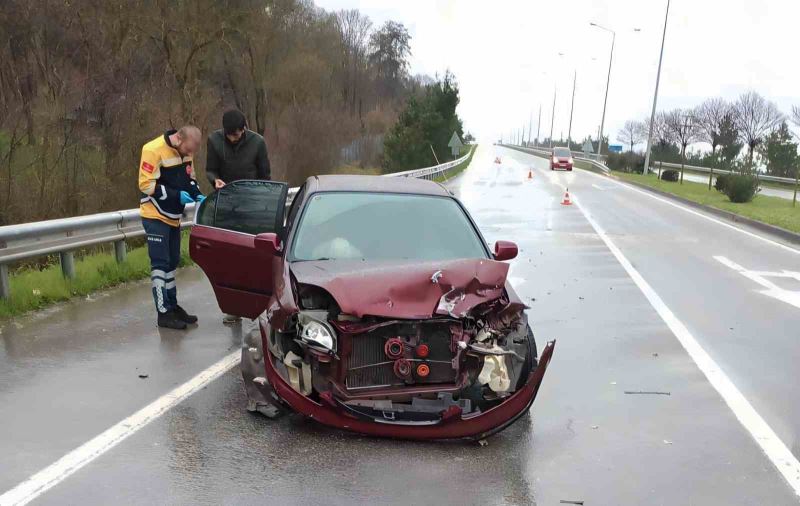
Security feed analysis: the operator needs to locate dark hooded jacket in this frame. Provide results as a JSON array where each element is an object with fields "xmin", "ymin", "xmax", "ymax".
[{"xmin": 205, "ymin": 129, "xmax": 271, "ymax": 184}]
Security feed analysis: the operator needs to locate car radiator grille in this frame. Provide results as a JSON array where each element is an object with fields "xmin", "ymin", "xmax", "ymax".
[{"xmin": 346, "ymin": 334, "xmax": 399, "ymax": 389}]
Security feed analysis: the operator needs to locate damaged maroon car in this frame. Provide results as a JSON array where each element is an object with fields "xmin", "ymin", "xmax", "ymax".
[{"xmin": 190, "ymin": 175, "xmax": 554, "ymax": 440}]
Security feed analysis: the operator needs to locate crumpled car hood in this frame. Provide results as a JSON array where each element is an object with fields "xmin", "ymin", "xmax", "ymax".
[{"xmin": 290, "ymin": 258, "xmax": 511, "ymax": 319}]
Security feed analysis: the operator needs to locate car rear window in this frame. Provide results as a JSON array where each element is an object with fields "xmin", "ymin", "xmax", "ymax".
[
  {"xmin": 291, "ymin": 192, "xmax": 488, "ymax": 262},
  {"xmin": 553, "ymin": 148, "xmax": 571, "ymax": 157}
]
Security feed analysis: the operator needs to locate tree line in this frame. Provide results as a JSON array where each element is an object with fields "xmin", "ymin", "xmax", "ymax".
[
  {"xmin": 0, "ymin": 0, "xmax": 441, "ymax": 226},
  {"xmin": 616, "ymin": 91, "xmax": 800, "ymax": 178}
]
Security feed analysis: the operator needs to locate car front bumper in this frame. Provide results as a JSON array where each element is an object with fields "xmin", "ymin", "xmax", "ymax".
[{"xmin": 261, "ymin": 338, "xmax": 555, "ymax": 440}]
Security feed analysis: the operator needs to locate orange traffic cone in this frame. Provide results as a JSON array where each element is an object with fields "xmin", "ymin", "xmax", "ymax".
[
  {"xmin": 561, "ymin": 188, "xmax": 572, "ymax": 206},
  {"xmin": 527, "ymin": 168, "xmax": 533, "ymax": 179}
]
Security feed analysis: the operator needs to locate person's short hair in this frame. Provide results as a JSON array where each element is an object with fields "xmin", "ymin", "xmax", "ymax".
[
  {"xmin": 177, "ymin": 125, "xmax": 201, "ymax": 141},
  {"xmin": 223, "ymin": 109, "xmax": 247, "ymax": 135}
]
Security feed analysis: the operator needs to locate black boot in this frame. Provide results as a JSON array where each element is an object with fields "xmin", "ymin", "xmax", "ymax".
[
  {"xmin": 158, "ymin": 310, "xmax": 187, "ymax": 330},
  {"xmin": 174, "ymin": 305, "xmax": 198, "ymax": 324}
]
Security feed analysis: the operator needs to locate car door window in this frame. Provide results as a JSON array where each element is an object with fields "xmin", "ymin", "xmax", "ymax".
[{"xmin": 197, "ymin": 180, "xmax": 288, "ymax": 235}]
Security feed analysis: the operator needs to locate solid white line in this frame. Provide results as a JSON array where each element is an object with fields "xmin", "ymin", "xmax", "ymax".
[
  {"xmin": 573, "ymin": 196, "xmax": 800, "ymax": 497},
  {"xmin": 0, "ymin": 351, "xmax": 241, "ymax": 506}
]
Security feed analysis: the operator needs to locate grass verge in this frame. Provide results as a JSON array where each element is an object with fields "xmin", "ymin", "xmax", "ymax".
[
  {"xmin": 0, "ymin": 234, "xmax": 192, "ymax": 320},
  {"xmin": 434, "ymin": 144, "xmax": 477, "ymax": 183},
  {"xmin": 616, "ymin": 172, "xmax": 800, "ymax": 234}
]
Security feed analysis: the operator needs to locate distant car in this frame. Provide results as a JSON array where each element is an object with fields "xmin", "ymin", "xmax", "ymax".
[
  {"xmin": 190, "ymin": 176, "xmax": 555, "ymax": 440},
  {"xmin": 550, "ymin": 147, "xmax": 573, "ymax": 171}
]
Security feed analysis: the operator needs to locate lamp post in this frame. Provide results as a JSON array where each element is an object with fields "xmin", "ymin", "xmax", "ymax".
[
  {"xmin": 549, "ymin": 87, "xmax": 556, "ymax": 149},
  {"xmin": 590, "ymin": 22, "xmax": 616, "ymax": 158},
  {"xmin": 568, "ymin": 70, "xmax": 576, "ymax": 149},
  {"xmin": 643, "ymin": 0, "xmax": 671, "ymax": 175}
]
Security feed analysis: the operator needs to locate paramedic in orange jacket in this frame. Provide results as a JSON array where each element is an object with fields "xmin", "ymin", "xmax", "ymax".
[{"xmin": 138, "ymin": 126, "xmax": 204, "ymax": 329}]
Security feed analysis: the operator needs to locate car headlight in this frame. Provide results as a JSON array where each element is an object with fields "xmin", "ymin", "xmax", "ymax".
[
  {"xmin": 568, "ymin": 157, "xmax": 574, "ymax": 164},
  {"xmin": 298, "ymin": 312, "xmax": 336, "ymax": 352}
]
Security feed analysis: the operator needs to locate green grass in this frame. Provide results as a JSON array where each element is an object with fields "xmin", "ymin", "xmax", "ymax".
[
  {"xmin": 0, "ymin": 234, "xmax": 193, "ymax": 320},
  {"xmin": 434, "ymin": 144, "xmax": 477, "ymax": 183},
  {"xmin": 616, "ymin": 172, "xmax": 800, "ymax": 233}
]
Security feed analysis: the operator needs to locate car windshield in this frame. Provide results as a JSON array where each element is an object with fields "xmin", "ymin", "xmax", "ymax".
[
  {"xmin": 291, "ymin": 192, "xmax": 488, "ymax": 262},
  {"xmin": 553, "ymin": 148, "xmax": 571, "ymax": 157}
]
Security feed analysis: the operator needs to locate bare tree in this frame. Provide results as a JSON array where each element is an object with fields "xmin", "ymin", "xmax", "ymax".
[
  {"xmin": 617, "ymin": 120, "xmax": 646, "ymax": 152},
  {"xmin": 335, "ymin": 10, "xmax": 372, "ymax": 119},
  {"xmin": 733, "ymin": 91, "xmax": 784, "ymax": 168},
  {"xmin": 663, "ymin": 109, "xmax": 700, "ymax": 184},
  {"xmin": 695, "ymin": 98, "xmax": 730, "ymax": 155},
  {"xmin": 695, "ymin": 98, "xmax": 730, "ymax": 189}
]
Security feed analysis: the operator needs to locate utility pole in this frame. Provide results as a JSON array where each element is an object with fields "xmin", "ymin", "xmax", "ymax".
[
  {"xmin": 549, "ymin": 88, "xmax": 556, "ymax": 149},
  {"xmin": 591, "ymin": 22, "xmax": 616, "ymax": 157},
  {"xmin": 536, "ymin": 104, "xmax": 542, "ymax": 146},
  {"xmin": 568, "ymin": 70, "xmax": 576, "ymax": 150},
  {"xmin": 527, "ymin": 112, "xmax": 533, "ymax": 145},
  {"xmin": 643, "ymin": 0, "xmax": 671, "ymax": 175}
]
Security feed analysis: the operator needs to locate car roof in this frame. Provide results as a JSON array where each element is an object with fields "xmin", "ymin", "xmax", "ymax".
[{"xmin": 304, "ymin": 174, "xmax": 451, "ymax": 197}]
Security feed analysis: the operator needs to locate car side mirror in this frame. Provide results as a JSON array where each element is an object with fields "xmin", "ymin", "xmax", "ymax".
[
  {"xmin": 255, "ymin": 232, "xmax": 282, "ymax": 256},
  {"xmin": 493, "ymin": 240, "xmax": 518, "ymax": 261}
]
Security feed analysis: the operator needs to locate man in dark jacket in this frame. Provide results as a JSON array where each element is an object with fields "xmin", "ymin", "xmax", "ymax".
[{"xmin": 206, "ymin": 109, "xmax": 270, "ymax": 188}]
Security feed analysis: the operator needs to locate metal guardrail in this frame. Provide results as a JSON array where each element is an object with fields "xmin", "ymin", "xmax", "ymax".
[
  {"xmin": 653, "ymin": 161, "xmax": 798, "ymax": 185},
  {"xmin": 0, "ymin": 148, "xmax": 474, "ymax": 299},
  {"xmin": 499, "ymin": 144, "xmax": 611, "ymax": 174}
]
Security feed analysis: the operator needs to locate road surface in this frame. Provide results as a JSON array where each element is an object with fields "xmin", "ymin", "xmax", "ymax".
[{"xmin": 1, "ymin": 144, "xmax": 799, "ymax": 505}]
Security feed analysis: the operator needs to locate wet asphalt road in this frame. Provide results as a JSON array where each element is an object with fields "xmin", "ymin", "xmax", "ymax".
[{"xmin": 2, "ymin": 144, "xmax": 800, "ymax": 504}]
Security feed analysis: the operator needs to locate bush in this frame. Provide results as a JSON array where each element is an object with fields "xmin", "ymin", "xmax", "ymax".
[
  {"xmin": 661, "ymin": 169, "xmax": 679, "ymax": 182},
  {"xmin": 714, "ymin": 173, "xmax": 731, "ymax": 193},
  {"xmin": 606, "ymin": 152, "xmax": 644, "ymax": 173},
  {"xmin": 723, "ymin": 174, "xmax": 759, "ymax": 203}
]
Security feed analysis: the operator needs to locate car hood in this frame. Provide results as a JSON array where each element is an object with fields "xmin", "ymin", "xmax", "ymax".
[{"xmin": 290, "ymin": 258, "xmax": 511, "ymax": 319}]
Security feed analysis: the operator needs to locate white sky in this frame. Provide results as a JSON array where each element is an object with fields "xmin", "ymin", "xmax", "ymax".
[{"xmin": 315, "ymin": 0, "xmax": 800, "ymax": 148}]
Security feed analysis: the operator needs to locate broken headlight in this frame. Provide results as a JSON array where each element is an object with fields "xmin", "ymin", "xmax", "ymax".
[{"xmin": 298, "ymin": 311, "xmax": 337, "ymax": 352}]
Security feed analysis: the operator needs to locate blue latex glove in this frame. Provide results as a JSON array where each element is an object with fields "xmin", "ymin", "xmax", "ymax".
[
  {"xmin": 179, "ymin": 191, "xmax": 194, "ymax": 205},
  {"xmin": 195, "ymin": 194, "xmax": 206, "ymax": 203}
]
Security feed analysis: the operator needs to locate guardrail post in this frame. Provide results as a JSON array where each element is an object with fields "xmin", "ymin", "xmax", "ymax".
[
  {"xmin": 0, "ymin": 264, "xmax": 9, "ymax": 300},
  {"xmin": 60, "ymin": 251, "xmax": 75, "ymax": 280},
  {"xmin": 114, "ymin": 240, "xmax": 127, "ymax": 263}
]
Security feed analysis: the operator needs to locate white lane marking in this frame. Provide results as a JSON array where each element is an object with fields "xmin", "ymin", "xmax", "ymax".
[
  {"xmin": 578, "ymin": 168, "xmax": 800, "ymax": 256},
  {"xmin": 591, "ymin": 183, "xmax": 605, "ymax": 190},
  {"xmin": 714, "ymin": 256, "xmax": 800, "ymax": 310},
  {"xmin": 0, "ymin": 351, "xmax": 241, "ymax": 506},
  {"xmin": 573, "ymin": 197, "xmax": 800, "ymax": 496}
]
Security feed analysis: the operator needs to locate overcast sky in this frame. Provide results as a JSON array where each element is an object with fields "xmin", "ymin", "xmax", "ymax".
[{"xmin": 315, "ymin": 0, "xmax": 800, "ymax": 148}]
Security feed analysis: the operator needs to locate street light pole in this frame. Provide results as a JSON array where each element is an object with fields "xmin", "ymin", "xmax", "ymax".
[
  {"xmin": 591, "ymin": 22, "xmax": 615, "ymax": 157},
  {"xmin": 536, "ymin": 104, "xmax": 542, "ymax": 146},
  {"xmin": 549, "ymin": 87, "xmax": 556, "ymax": 149},
  {"xmin": 643, "ymin": 0, "xmax": 671, "ymax": 175},
  {"xmin": 568, "ymin": 70, "xmax": 576, "ymax": 149}
]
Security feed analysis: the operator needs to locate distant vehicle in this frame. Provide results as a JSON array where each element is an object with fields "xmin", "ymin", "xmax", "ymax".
[
  {"xmin": 190, "ymin": 176, "xmax": 555, "ymax": 440},
  {"xmin": 550, "ymin": 147, "xmax": 573, "ymax": 171}
]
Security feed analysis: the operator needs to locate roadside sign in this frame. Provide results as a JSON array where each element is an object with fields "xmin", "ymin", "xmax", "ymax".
[
  {"xmin": 448, "ymin": 132, "xmax": 464, "ymax": 157},
  {"xmin": 582, "ymin": 139, "xmax": 594, "ymax": 154},
  {"xmin": 609, "ymin": 144, "xmax": 623, "ymax": 153}
]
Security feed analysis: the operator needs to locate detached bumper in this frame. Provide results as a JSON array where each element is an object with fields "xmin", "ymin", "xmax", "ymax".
[{"xmin": 262, "ymin": 340, "xmax": 556, "ymax": 440}]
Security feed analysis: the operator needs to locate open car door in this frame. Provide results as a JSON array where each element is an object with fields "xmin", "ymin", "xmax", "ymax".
[{"xmin": 190, "ymin": 180, "xmax": 289, "ymax": 318}]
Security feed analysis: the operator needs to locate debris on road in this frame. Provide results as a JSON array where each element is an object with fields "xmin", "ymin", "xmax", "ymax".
[
  {"xmin": 624, "ymin": 391, "xmax": 670, "ymax": 396},
  {"xmin": 591, "ymin": 425, "xmax": 599, "ymax": 430},
  {"xmin": 478, "ymin": 439, "xmax": 489, "ymax": 447},
  {"xmin": 560, "ymin": 500, "xmax": 585, "ymax": 505},
  {"xmin": 663, "ymin": 439, "xmax": 673, "ymax": 445},
  {"xmin": 138, "ymin": 374, "xmax": 149, "ymax": 379}
]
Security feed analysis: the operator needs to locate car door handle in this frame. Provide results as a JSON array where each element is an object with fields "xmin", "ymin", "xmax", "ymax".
[{"xmin": 195, "ymin": 240, "xmax": 212, "ymax": 249}]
